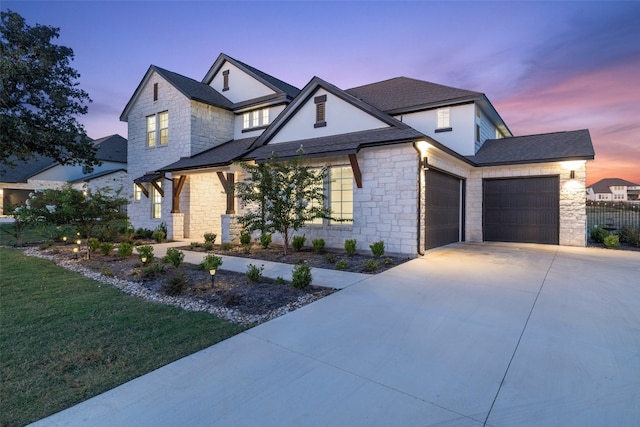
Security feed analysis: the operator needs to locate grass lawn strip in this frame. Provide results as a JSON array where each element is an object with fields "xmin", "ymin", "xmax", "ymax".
[{"xmin": 0, "ymin": 248, "xmax": 245, "ymax": 427}]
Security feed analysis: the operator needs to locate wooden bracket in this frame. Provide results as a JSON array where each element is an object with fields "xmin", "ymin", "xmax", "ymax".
[
  {"xmin": 217, "ymin": 172, "xmax": 236, "ymax": 214},
  {"xmin": 135, "ymin": 182, "xmax": 149, "ymax": 198},
  {"xmin": 171, "ymin": 175, "xmax": 186, "ymax": 213},
  {"xmin": 348, "ymin": 153, "xmax": 363, "ymax": 189}
]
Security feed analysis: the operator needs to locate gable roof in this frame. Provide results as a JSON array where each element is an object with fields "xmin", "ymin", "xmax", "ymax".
[
  {"xmin": 346, "ymin": 77, "xmax": 483, "ymax": 114},
  {"xmin": 202, "ymin": 53, "xmax": 300, "ymax": 100},
  {"xmin": 158, "ymin": 137, "xmax": 258, "ymax": 173},
  {"xmin": 468, "ymin": 129, "xmax": 594, "ymax": 166},
  {"xmin": 588, "ymin": 178, "xmax": 639, "ymax": 193},
  {"xmin": 92, "ymin": 134, "xmax": 127, "ymax": 163},
  {"xmin": 120, "ymin": 65, "xmax": 233, "ymax": 121},
  {"xmin": 69, "ymin": 168, "xmax": 127, "ymax": 184}
]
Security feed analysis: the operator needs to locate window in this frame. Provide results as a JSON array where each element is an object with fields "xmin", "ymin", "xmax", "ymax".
[
  {"xmin": 134, "ymin": 184, "xmax": 142, "ymax": 201},
  {"xmin": 151, "ymin": 181, "xmax": 162, "ymax": 219},
  {"xmin": 329, "ymin": 166, "xmax": 353, "ymax": 223},
  {"xmin": 437, "ymin": 108, "xmax": 450, "ymax": 129},
  {"xmin": 147, "ymin": 111, "xmax": 168, "ymax": 147},
  {"xmin": 305, "ymin": 174, "xmax": 324, "ymax": 225},
  {"xmin": 222, "ymin": 70, "xmax": 229, "ymax": 91},
  {"xmin": 242, "ymin": 108, "xmax": 270, "ymax": 130},
  {"xmin": 314, "ymin": 95, "xmax": 326, "ymax": 128}
]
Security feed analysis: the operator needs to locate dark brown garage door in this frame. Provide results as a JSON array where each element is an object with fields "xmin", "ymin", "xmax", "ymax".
[
  {"xmin": 483, "ymin": 176, "xmax": 559, "ymax": 245},
  {"xmin": 425, "ymin": 169, "xmax": 463, "ymax": 250}
]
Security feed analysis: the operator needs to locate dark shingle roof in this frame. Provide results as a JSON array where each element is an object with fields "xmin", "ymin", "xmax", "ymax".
[
  {"xmin": 152, "ymin": 66, "xmax": 234, "ymax": 109},
  {"xmin": 346, "ymin": 77, "xmax": 483, "ymax": 113},
  {"xmin": 469, "ymin": 129, "xmax": 595, "ymax": 166},
  {"xmin": 93, "ymin": 134, "xmax": 127, "ymax": 163},
  {"xmin": 588, "ymin": 178, "xmax": 639, "ymax": 193},
  {"xmin": 248, "ymin": 128, "xmax": 424, "ymax": 161},
  {"xmin": 159, "ymin": 137, "xmax": 258, "ymax": 172},
  {"xmin": 70, "ymin": 168, "xmax": 126, "ymax": 184},
  {"xmin": 0, "ymin": 154, "xmax": 57, "ymax": 183}
]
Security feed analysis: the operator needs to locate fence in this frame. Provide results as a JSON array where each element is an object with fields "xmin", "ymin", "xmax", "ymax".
[{"xmin": 586, "ymin": 201, "xmax": 640, "ymax": 232}]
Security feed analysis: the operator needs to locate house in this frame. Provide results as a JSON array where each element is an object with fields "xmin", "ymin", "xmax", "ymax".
[
  {"xmin": 587, "ymin": 178, "xmax": 640, "ymax": 201},
  {"xmin": 0, "ymin": 134, "xmax": 127, "ymax": 215},
  {"xmin": 121, "ymin": 53, "xmax": 594, "ymax": 255}
]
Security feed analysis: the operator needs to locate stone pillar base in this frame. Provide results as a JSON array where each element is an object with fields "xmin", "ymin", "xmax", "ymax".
[
  {"xmin": 221, "ymin": 214, "xmax": 241, "ymax": 244},
  {"xmin": 171, "ymin": 213, "xmax": 184, "ymax": 240}
]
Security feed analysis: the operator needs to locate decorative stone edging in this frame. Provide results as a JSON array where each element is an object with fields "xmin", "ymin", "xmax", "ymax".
[{"xmin": 21, "ymin": 247, "xmax": 323, "ymax": 326}]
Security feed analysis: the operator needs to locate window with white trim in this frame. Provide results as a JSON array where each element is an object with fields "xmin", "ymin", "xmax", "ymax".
[
  {"xmin": 437, "ymin": 108, "xmax": 450, "ymax": 129},
  {"xmin": 147, "ymin": 111, "xmax": 169, "ymax": 147},
  {"xmin": 242, "ymin": 108, "xmax": 270, "ymax": 130},
  {"xmin": 329, "ymin": 166, "xmax": 353, "ymax": 223},
  {"xmin": 151, "ymin": 181, "xmax": 162, "ymax": 219},
  {"xmin": 134, "ymin": 184, "xmax": 142, "ymax": 201}
]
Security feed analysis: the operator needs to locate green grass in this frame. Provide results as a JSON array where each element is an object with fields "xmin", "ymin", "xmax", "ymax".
[
  {"xmin": 0, "ymin": 248, "xmax": 245, "ymax": 426},
  {"xmin": 0, "ymin": 222, "xmax": 60, "ymax": 246}
]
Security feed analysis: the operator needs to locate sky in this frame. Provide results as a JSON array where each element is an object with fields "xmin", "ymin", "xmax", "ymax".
[{"xmin": 3, "ymin": 1, "xmax": 640, "ymax": 186}]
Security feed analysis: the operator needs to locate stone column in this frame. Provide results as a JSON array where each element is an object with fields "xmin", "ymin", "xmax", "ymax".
[
  {"xmin": 221, "ymin": 214, "xmax": 242, "ymax": 244},
  {"xmin": 171, "ymin": 212, "xmax": 185, "ymax": 240}
]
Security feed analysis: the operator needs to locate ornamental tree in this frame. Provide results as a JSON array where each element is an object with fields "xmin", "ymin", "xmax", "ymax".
[
  {"xmin": 236, "ymin": 151, "xmax": 329, "ymax": 255},
  {"xmin": 0, "ymin": 10, "xmax": 97, "ymax": 171},
  {"xmin": 21, "ymin": 185, "xmax": 128, "ymax": 258}
]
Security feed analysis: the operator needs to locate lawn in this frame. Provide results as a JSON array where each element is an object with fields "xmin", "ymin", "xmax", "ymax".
[{"xmin": 0, "ymin": 248, "xmax": 245, "ymax": 426}]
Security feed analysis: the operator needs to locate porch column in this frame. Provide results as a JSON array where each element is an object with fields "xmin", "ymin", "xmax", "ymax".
[
  {"xmin": 171, "ymin": 175, "xmax": 186, "ymax": 213},
  {"xmin": 216, "ymin": 172, "xmax": 236, "ymax": 214}
]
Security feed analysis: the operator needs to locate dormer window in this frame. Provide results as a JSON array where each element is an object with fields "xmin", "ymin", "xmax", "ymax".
[
  {"xmin": 242, "ymin": 108, "xmax": 270, "ymax": 131},
  {"xmin": 435, "ymin": 108, "xmax": 452, "ymax": 133},
  {"xmin": 314, "ymin": 95, "xmax": 326, "ymax": 128},
  {"xmin": 222, "ymin": 70, "xmax": 229, "ymax": 91}
]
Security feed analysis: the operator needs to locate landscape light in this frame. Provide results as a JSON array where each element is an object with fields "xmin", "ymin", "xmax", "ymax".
[{"xmin": 209, "ymin": 269, "xmax": 217, "ymax": 285}]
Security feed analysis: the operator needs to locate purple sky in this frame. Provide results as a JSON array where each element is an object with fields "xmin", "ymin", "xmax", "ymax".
[{"xmin": 4, "ymin": 1, "xmax": 640, "ymax": 185}]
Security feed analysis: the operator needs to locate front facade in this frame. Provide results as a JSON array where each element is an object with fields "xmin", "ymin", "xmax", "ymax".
[
  {"xmin": 586, "ymin": 178, "xmax": 640, "ymax": 201},
  {"xmin": 121, "ymin": 54, "xmax": 594, "ymax": 255}
]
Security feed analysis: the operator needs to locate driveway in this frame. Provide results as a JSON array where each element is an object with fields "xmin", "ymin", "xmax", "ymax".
[{"xmin": 32, "ymin": 243, "xmax": 640, "ymax": 426}]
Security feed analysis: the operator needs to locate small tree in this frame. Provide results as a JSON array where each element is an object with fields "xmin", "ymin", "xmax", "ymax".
[
  {"xmin": 20, "ymin": 185, "xmax": 128, "ymax": 258},
  {"xmin": 236, "ymin": 151, "xmax": 329, "ymax": 255}
]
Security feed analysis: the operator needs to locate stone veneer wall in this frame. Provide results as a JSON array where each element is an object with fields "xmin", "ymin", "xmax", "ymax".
[
  {"xmin": 181, "ymin": 173, "xmax": 229, "ymax": 240},
  {"xmin": 125, "ymin": 71, "xmax": 234, "ymax": 237}
]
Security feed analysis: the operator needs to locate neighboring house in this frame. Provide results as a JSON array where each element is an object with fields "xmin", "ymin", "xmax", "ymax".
[
  {"xmin": 0, "ymin": 134, "xmax": 127, "ymax": 215},
  {"xmin": 586, "ymin": 178, "xmax": 640, "ymax": 201},
  {"xmin": 121, "ymin": 53, "xmax": 594, "ymax": 255}
]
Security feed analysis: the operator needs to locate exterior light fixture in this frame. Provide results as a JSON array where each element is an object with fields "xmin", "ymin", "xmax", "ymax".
[
  {"xmin": 62, "ymin": 236, "xmax": 67, "ymax": 242},
  {"xmin": 76, "ymin": 239, "xmax": 82, "ymax": 246},
  {"xmin": 141, "ymin": 256, "xmax": 148, "ymax": 265},
  {"xmin": 209, "ymin": 269, "xmax": 217, "ymax": 285},
  {"xmin": 73, "ymin": 247, "xmax": 79, "ymax": 259},
  {"xmin": 570, "ymin": 170, "xmax": 575, "ymax": 179}
]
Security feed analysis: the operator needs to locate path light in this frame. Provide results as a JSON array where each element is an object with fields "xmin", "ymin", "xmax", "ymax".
[
  {"xmin": 209, "ymin": 268, "xmax": 217, "ymax": 285},
  {"xmin": 62, "ymin": 236, "xmax": 67, "ymax": 243},
  {"xmin": 76, "ymin": 239, "xmax": 82, "ymax": 246},
  {"xmin": 73, "ymin": 247, "xmax": 79, "ymax": 259},
  {"xmin": 141, "ymin": 256, "xmax": 147, "ymax": 265}
]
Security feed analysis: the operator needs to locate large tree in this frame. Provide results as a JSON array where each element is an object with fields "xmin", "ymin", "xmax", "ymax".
[{"xmin": 0, "ymin": 10, "xmax": 97, "ymax": 170}]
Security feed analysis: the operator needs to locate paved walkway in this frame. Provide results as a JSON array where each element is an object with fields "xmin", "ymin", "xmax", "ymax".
[
  {"xmin": 31, "ymin": 242, "xmax": 640, "ymax": 426},
  {"xmin": 150, "ymin": 241, "xmax": 370, "ymax": 289}
]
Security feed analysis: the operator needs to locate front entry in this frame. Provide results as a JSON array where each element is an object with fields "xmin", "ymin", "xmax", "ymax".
[{"xmin": 424, "ymin": 169, "xmax": 464, "ymax": 250}]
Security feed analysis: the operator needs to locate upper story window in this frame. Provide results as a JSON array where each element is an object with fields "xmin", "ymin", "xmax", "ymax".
[
  {"xmin": 242, "ymin": 108, "xmax": 269, "ymax": 131},
  {"xmin": 314, "ymin": 95, "xmax": 327, "ymax": 128},
  {"xmin": 147, "ymin": 111, "xmax": 169, "ymax": 147},
  {"xmin": 222, "ymin": 70, "xmax": 229, "ymax": 91},
  {"xmin": 437, "ymin": 108, "xmax": 450, "ymax": 129}
]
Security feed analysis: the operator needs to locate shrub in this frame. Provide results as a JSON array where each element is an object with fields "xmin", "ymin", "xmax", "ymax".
[
  {"xmin": 335, "ymin": 260, "xmax": 348, "ymax": 270},
  {"xmin": 604, "ymin": 234, "xmax": 620, "ymax": 248},
  {"xmin": 292, "ymin": 235, "xmax": 306, "ymax": 252},
  {"xmin": 164, "ymin": 272, "xmax": 189, "ymax": 296},
  {"xmin": 118, "ymin": 242, "xmax": 134, "ymax": 257},
  {"xmin": 164, "ymin": 248, "xmax": 185, "ymax": 267},
  {"xmin": 619, "ymin": 226, "xmax": 640, "ymax": 247},
  {"xmin": 221, "ymin": 242, "xmax": 233, "ymax": 251},
  {"xmin": 240, "ymin": 232, "xmax": 251, "ymax": 246},
  {"xmin": 383, "ymin": 257, "xmax": 394, "ymax": 266},
  {"xmin": 344, "ymin": 239, "xmax": 357, "ymax": 255},
  {"xmin": 189, "ymin": 241, "xmax": 203, "ymax": 250},
  {"xmin": 200, "ymin": 254, "xmax": 223, "ymax": 271},
  {"xmin": 135, "ymin": 228, "xmax": 154, "ymax": 239},
  {"xmin": 246, "ymin": 264, "xmax": 264, "ymax": 283},
  {"xmin": 89, "ymin": 237, "xmax": 101, "ymax": 253},
  {"xmin": 370, "ymin": 241, "xmax": 385, "ymax": 258},
  {"xmin": 141, "ymin": 262, "xmax": 165, "ymax": 279},
  {"xmin": 590, "ymin": 226, "xmax": 608, "ymax": 244},
  {"xmin": 325, "ymin": 253, "xmax": 336, "ymax": 263},
  {"xmin": 99, "ymin": 242, "xmax": 114, "ymax": 256},
  {"xmin": 291, "ymin": 263, "xmax": 312, "ymax": 289},
  {"xmin": 312, "ymin": 238, "xmax": 325, "ymax": 254},
  {"xmin": 152, "ymin": 230, "xmax": 165, "ymax": 243},
  {"xmin": 203, "ymin": 241, "xmax": 215, "ymax": 251},
  {"xmin": 275, "ymin": 276, "xmax": 286, "ymax": 285},
  {"xmin": 203, "ymin": 232, "xmax": 217, "ymax": 245},
  {"xmin": 363, "ymin": 259, "xmax": 379, "ymax": 272},
  {"xmin": 136, "ymin": 245, "xmax": 154, "ymax": 263},
  {"xmin": 259, "ymin": 233, "xmax": 272, "ymax": 249}
]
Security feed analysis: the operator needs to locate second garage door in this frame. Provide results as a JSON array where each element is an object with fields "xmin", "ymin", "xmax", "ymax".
[
  {"xmin": 483, "ymin": 176, "xmax": 559, "ymax": 245},
  {"xmin": 425, "ymin": 169, "xmax": 464, "ymax": 250}
]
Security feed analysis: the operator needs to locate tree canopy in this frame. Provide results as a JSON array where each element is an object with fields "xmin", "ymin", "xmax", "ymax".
[{"xmin": 0, "ymin": 10, "xmax": 97, "ymax": 171}]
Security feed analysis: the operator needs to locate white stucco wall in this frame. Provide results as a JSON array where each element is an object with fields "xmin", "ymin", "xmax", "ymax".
[
  {"xmin": 270, "ymin": 89, "xmax": 390, "ymax": 144},
  {"xmin": 233, "ymin": 104, "xmax": 286, "ymax": 140},
  {"xmin": 209, "ymin": 60, "xmax": 275, "ymax": 103}
]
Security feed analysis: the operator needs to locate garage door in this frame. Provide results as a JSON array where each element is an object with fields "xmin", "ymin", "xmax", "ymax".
[
  {"xmin": 425, "ymin": 169, "xmax": 463, "ymax": 250},
  {"xmin": 483, "ymin": 176, "xmax": 559, "ymax": 245}
]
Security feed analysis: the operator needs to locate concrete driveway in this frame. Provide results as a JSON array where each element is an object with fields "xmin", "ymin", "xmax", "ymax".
[{"xmin": 32, "ymin": 243, "xmax": 640, "ymax": 426}]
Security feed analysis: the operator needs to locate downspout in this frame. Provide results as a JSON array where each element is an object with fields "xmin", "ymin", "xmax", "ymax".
[{"xmin": 413, "ymin": 141, "xmax": 425, "ymax": 256}]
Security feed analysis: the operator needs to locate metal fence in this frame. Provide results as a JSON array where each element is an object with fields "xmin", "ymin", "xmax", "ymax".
[{"xmin": 586, "ymin": 201, "xmax": 640, "ymax": 232}]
